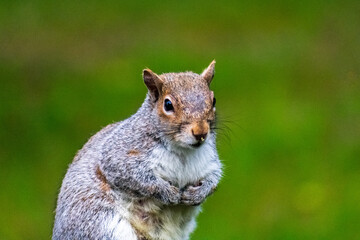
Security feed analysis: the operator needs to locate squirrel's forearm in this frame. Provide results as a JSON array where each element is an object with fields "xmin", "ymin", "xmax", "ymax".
[
  {"xmin": 205, "ymin": 167, "xmax": 222, "ymax": 187},
  {"xmin": 102, "ymin": 161, "xmax": 179, "ymax": 204},
  {"xmin": 112, "ymin": 172, "xmax": 180, "ymax": 205},
  {"xmin": 202, "ymin": 160, "xmax": 222, "ymax": 189},
  {"xmin": 101, "ymin": 160, "xmax": 158, "ymax": 198}
]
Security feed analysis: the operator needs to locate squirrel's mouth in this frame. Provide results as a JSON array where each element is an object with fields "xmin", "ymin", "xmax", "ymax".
[{"xmin": 190, "ymin": 141, "xmax": 203, "ymax": 148}]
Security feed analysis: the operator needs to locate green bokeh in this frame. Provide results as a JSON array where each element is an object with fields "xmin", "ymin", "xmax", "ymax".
[{"xmin": 1, "ymin": 1, "xmax": 359, "ymax": 239}]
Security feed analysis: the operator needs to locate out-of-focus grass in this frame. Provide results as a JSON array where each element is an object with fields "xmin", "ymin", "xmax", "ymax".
[{"xmin": 1, "ymin": 1, "xmax": 360, "ymax": 239}]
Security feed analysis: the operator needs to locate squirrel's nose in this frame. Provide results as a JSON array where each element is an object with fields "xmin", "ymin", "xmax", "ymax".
[
  {"xmin": 190, "ymin": 121, "xmax": 209, "ymax": 143},
  {"xmin": 192, "ymin": 132, "xmax": 207, "ymax": 142}
]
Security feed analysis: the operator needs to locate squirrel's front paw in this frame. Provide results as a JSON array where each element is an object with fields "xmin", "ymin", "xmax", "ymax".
[
  {"xmin": 181, "ymin": 182, "xmax": 214, "ymax": 206},
  {"xmin": 153, "ymin": 182, "xmax": 181, "ymax": 205}
]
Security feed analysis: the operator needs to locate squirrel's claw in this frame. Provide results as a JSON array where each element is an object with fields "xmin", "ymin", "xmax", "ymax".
[
  {"xmin": 153, "ymin": 182, "xmax": 181, "ymax": 205},
  {"xmin": 180, "ymin": 185, "xmax": 206, "ymax": 206}
]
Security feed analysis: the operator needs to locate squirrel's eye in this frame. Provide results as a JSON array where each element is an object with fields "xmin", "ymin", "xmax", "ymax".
[
  {"xmin": 213, "ymin": 97, "xmax": 216, "ymax": 108},
  {"xmin": 164, "ymin": 99, "xmax": 174, "ymax": 112}
]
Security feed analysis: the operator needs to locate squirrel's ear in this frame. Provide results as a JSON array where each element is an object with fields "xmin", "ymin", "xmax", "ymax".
[
  {"xmin": 143, "ymin": 69, "xmax": 163, "ymax": 101},
  {"xmin": 201, "ymin": 60, "xmax": 216, "ymax": 85}
]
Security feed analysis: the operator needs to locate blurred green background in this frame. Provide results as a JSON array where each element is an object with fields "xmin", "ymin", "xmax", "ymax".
[{"xmin": 1, "ymin": 1, "xmax": 360, "ymax": 239}]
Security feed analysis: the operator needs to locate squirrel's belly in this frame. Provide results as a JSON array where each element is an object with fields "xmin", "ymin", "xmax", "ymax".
[{"xmin": 128, "ymin": 199, "xmax": 200, "ymax": 240}]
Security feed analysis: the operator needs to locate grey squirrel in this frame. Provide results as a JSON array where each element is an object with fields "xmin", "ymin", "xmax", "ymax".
[{"xmin": 52, "ymin": 61, "xmax": 223, "ymax": 240}]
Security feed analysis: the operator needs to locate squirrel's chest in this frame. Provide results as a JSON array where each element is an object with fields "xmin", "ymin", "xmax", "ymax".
[{"xmin": 150, "ymin": 144, "xmax": 217, "ymax": 188}]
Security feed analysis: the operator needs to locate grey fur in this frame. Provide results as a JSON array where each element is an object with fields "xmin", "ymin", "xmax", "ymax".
[{"xmin": 53, "ymin": 65, "xmax": 222, "ymax": 240}]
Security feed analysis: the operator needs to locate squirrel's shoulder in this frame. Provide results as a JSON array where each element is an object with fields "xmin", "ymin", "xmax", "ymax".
[{"xmin": 73, "ymin": 110, "xmax": 160, "ymax": 164}]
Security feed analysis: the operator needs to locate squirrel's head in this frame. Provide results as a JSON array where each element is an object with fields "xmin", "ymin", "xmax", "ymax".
[{"xmin": 143, "ymin": 60, "xmax": 217, "ymax": 149}]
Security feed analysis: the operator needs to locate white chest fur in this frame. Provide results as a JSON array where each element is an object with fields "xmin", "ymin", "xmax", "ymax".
[
  {"xmin": 151, "ymin": 140, "xmax": 218, "ymax": 188},
  {"xmin": 120, "ymin": 140, "xmax": 220, "ymax": 240}
]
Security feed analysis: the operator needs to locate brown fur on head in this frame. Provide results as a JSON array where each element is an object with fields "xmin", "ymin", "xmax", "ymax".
[{"xmin": 143, "ymin": 61, "xmax": 217, "ymax": 149}]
